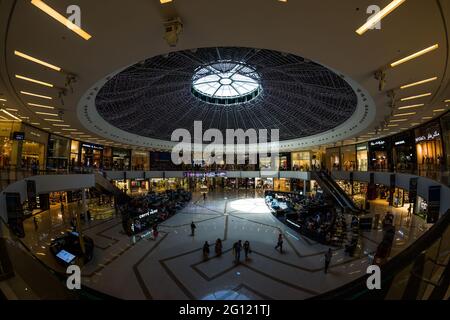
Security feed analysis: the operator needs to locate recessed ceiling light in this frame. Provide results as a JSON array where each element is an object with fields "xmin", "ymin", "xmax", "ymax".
[
  {"xmin": 433, "ymin": 108, "xmax": 445, "ymax": 112},
  {"xmin": 14, "ymin": 50, "xmax": 61, "ymax": 71},
  {"xmin": 445, "ymin": 99, "xmax": 450, "ymax": 103},
  {"xmin": 5, "ymin": 108, "xmax": 18, "ymax": 112},
  {"xmin": 62, "ymin": 129, "xmax": 78, "ymax": 131},
  {"xmin": 0, "ymin": 98, "xmax": 6, "ymax": 102},
  {"xmin": 52, "ymin": 124, "xmax": 70, "ymax": 127},
  {"xmin": 387, "ymin": 124, "xmax": 398, "ymax": 127},
  {"xmin": 28, "ymin": 102, "xmax": 54, "ymax": 109},
  {"xmin": 160, "ymin": 0, "xmax": 173, "ymax": 3},
  {"xmin": 20, "ymin": 91, "xmax": 52, "ymax": 100},
  {"xmin": 356, "ymin": 0, "xmax": 405, "ymax": 35},
  {"xmin": 0, "ymin": 109, "xmax": 22, "ymax": 121},
  {"xmin": 31, "ymin": 0, "xmax": 92, "ymax": 40},
  {"xmin": 390, "ymin": 119, "xmax": 408, "ymax": 122},
  {"xmin": 400, "ymin": 93, "xmax": 432, "ymax": 101},
  {"xmin": 16, "ymin": 74, "xmax": 53, "ymax": 87},
  {"xmin": 31, "ymin": 122, "xmax": 40, "ymax": 125},
  {"xmin": 35, "ymin": 111, "xmax": 58, "ymax": 116},
  {"xmin": 394, "ymin": 112, "xmax": 416, "ymax": 116},
  {"xmin": 390, "ymin": 44, "xmax": 439, "ymax": 67},
  {"xmin": 422, "ymin": 116, "xmax": 432, "ymax": 120},
  {"xmin": 398, "ymin": 103, "xmax": 424, "ymax": 110},
  {"xmin": 400, "ymin": 77, "xmax": 437, "ymax": 89},
  {"xmin": 54, "ymin": 131, "xmax": 61, "ymax": 134},
  {"xmin": 44, "ymin": 118, "xmax": 63, "ymax": 122},
  {"xmin": 43, "ymin": 127, "xmax": 50, "ymax": 130}
]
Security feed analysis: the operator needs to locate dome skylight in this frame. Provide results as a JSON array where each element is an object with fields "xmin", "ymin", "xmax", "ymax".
[{"xmin": 192, "ymin": 61, "xmax": 261, "ymax": 105}]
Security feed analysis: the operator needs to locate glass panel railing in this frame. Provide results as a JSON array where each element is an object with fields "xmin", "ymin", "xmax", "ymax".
[
  {"xmin": 0, "ymin": 218, "xmax": 118, "ymax": 300},
  {"xmin": 311, "ymin": 209, "xmax": 450, "ymax": 300}
]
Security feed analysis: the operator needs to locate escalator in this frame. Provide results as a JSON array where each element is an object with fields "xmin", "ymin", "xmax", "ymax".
[
  {"xmin": 311, "ymin": 171, "xmax": 360, "ymax": 213},
  {"xmin": 94, "ymin": 173, "xmax": 130, "ymax": 205}
]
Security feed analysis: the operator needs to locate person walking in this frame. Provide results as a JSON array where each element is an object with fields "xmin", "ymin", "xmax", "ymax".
[
  {"xmin": 243, "ymin": 240, "xmax": 251, "ymax": 260},
  {"xmin": 215, "ymin": 238, "xmax": 223, "ymax": 256},
  {"xmin": 33, "ymin": 216, "xmax": 38, "ymax": 230},
  {"xmin": 152, "ymin": 223, "xmax": 159, "ymax": 240},
  {"xmin": 324, "ymin": 248, "xmax": 332, "ymax": 274},
  {"xmin": 275, "ymin": 233, "xmax": 284, "ymax": 253},
  {"xmin": 203, "ymin": 192, "xmax": 207, "ymax": 201},
  {"xmin": 233, "ymin": 240, "xmax": 242, "ymax": 263},
  {"xmin": 407, "ymin": 204, "xmax": 412, "ymax": 217},
  {"xmin": 190, "ymin": 221, "xmax": 196, "ymax": 236},
  {"xmin": 203, "ymin": 241, "xmax": 210, "ymax": 259}
]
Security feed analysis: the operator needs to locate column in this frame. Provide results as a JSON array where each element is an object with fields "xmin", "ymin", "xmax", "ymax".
[{"xmin": 82, "ymin": 188, "xmax": 88, "ymax": 222}]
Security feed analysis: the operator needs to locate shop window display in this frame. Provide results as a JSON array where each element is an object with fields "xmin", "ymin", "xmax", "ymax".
[
  {"xmin": 21, "ymin": 141, "xmax": 45, "ymax": 170},
  {"xmin": 325, "ymin": 147, "xmax": 340, "ymax": 171},
  {"xmin": 440, "ymin": 112, "xmax": 450, "ymax": 171},
  {"xmin": 415, "ymin": 121, "xmax": 443, "ymax": 172},
  {"xmin": 356, "ymin": 143, "xmax": 368, "ymax": 171},
  {"xmin": 340, "ymin": 145, "xmax": 356, "ymax": 171},
  {"xmin": 47, "ymin": 135, "xmax": 70, "ymax": 170},
  {"xmin": 291, "ymin": 151, "xmax": 310, "ymax": 171},
  {"xmin": 0, "ymin": 137, "xmax": 13, "ymax": 168}
]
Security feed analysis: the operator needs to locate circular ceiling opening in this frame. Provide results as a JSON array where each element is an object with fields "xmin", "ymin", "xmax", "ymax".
[
  {"xmin": 191, "ymin": 60, "xmax": 261, "ymax": 105},
  {"xmin": 95, "ymin": 47, "xmax": 359, "ymax": 142}
]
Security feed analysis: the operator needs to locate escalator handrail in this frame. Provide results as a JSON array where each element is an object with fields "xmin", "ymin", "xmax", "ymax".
[
  {"xmin": 313, "ymin": 171, "xmax": 359, "ymax": 212},
  {"xmin": 321, "ymin": 172, "xmax": 359, "ymax": 211}
]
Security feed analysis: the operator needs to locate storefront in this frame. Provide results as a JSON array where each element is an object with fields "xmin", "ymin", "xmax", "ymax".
[
  {"xmin": 0, "ymin": 121, "xmax": 22, "ymax": 169},
  {"xmin": 255, "ymin": 177, "xmax": 273, "ymax": 189},
  {"xmin": 356, "ymin": 143, "xmax": 368, "ymax": 171},
  {"xmin": 336, "ymin": 180, "xmax": 368, "ymax": 209},
  {"xmin": 132, "ymin": 150, "xmax": 150, "ymax": 170},
  {"xmin": 47, "ymin": 135, "xmax": 70, "ymax": 171},
  {"xmin": 369, "ymin": 139, "xmax": 390, "ymax": 171},
  {"xmin": 441, "ymin": 112, "xmax": 450, "ymax": 170},
  {"xmin": 340, "ymin": 145, "xmax": 356, "ymax": 171},
  {"xmin": 325, "ymin": 147, "xmax": 340, "ymax": 171},
  {"xmin": 149, "ymin": 178, "xmax": 184, "ymax": 192},
  {"xmin": 278, "ymin": 153, "xmax": 291, "ymax": 171},
  {"xmin": 392, "ymin": 187, "xmax": 409, "ymax": 208},
  {"xmin": 414, "ymin": 120, "xmax": 443, "ymax": 172},
  {"xmin": 291, "ymin": 151, "xmax": 310, "ymax": 171},
  {"xmin": 70, "ymin": 140, "xmax": 80, "ymax": 168},
  {"xmin": 274, "ymin": 178, "xmax": 291, "ymax": 191},
  {"xmin": 80, "ymin": 142, "xmax": 103, "ymax": 168},
  {"xmin": 20, "ymin": 125, "xmax": 48, "ymax": 170},
  {"xmin": 111, "ymin": 148, "xmax": 131, "ymax": 170},
  {"xmin": 130, "ymin": 179, "xmax": 149, "ymax": 195},
  {"xmin": 258, "ymin": 156, "xmax": 273, "ymax": 170},
  {"xmin": 391, "ymin": 131, "xmax": 416, "ymax": 172},
  {"xmin": 310, "ymin": 150, "xmax": 323, "ymax": 170}
]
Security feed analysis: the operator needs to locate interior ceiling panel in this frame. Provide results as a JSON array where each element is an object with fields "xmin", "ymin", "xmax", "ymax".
[{"xmin": 96, "ymin": 47, "xmax": 358, "ymax": 141}]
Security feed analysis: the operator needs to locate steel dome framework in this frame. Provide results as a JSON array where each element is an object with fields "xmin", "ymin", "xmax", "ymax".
[{"xmin": 96, "ymin": 47, "xmax": 358, "ymax": 141}]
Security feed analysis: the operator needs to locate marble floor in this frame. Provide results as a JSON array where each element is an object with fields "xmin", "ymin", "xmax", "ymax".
[{"xmin": 21, "ymin": 190, "xmax": 430, "ymax": 300}]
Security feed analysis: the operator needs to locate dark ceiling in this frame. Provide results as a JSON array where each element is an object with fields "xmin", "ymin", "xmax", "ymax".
[{"xmin": 96, "ymin": 47, "xmax": 357, "ymax": 141}]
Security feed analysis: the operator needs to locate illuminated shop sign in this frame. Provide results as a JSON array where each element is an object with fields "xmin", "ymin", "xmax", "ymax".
[
  {"xmin": 82, "ymin": 143, "xmax": 104, "ymax": 150},
  {"xmin": 415, "ymin": 130, "xmax": 440, "ymax": 143},
  {"xmin": 394, "ymin": 140, "xmax": 406, "ymax": 146},
  {"xmin": 184, "ymin": 171, "xmax": 226, "ymax": 177},
  {"xmin": 370, "ymin": 140, "xmax": 385, "ymax": 146},
  {"xmin": 138, "ymin": 209, "xmax": 158, "ymax": 219},
  {"xmin": 356, "ymin": 145, "xmax": 367, "ymax": 151}
]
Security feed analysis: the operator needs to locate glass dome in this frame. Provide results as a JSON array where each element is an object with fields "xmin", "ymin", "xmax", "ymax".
[{"xmin": 192, "ymin": 60, "xmax": 261, "ymax": 105}]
